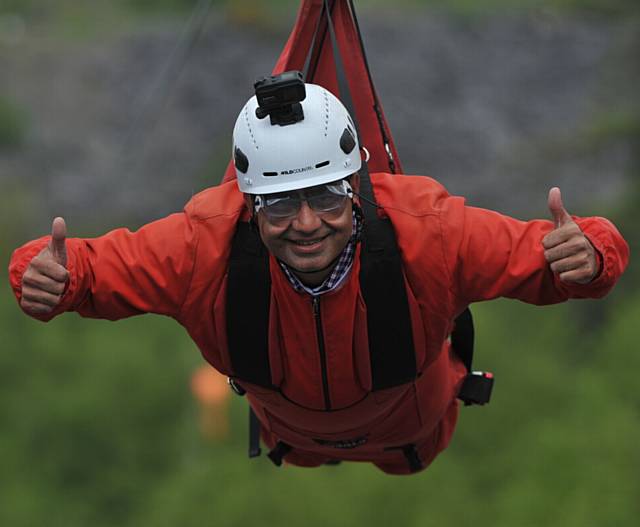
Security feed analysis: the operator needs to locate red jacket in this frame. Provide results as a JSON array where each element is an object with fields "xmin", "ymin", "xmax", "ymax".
[{"xmin": 8, "ymin": 174, "xmax": 629, "ymax": 474}]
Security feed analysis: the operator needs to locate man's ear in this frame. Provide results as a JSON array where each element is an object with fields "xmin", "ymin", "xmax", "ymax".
[
  {"xmin": 349, "ymin": 172, "xmax": 360, "ymax": 195},
  {"xmin": 243, "ymin": 194, "xmax": 254, "ymax": 211},
  {"xmin": 243, "ymin": 194, "xmax": 261, "ymax": 232}
]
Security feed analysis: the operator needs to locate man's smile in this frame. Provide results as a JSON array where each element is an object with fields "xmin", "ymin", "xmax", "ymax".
[{"xmin": 286, "ymin": 234, "xmax": 331, "ymax": 252}]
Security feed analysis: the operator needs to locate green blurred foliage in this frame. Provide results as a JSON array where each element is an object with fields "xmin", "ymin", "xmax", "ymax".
[
  {"xmin": 0, "ymin": 96, "xmax": 27, "ymax": 149},
  {"xmin": 0, "ymin": 0, "xmax": 33, "ymax": 15},
  {"xmin": 121, "ymin": 0, "xmax": 219, "ymax": 13}
]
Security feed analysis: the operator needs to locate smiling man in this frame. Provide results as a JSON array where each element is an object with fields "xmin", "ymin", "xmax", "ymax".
[{"xmin": 9, "ymin": 73, "xmax": 629, "ymax": 475}]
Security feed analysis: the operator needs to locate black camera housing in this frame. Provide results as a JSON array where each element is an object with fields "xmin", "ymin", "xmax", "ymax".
[{"xmin": 254, "ymin": 71, "xmax": 306, "ymax": 126}]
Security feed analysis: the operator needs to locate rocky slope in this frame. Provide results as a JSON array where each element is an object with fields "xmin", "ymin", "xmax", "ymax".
[{"xmin": 0, "ymin": 7, "xmax": 636, "ymax": 235}]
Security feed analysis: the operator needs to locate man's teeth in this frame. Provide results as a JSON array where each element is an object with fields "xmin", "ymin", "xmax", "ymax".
[{"xmin": 295, "ymin": 239, "xmax": 322, "ymax": 246}]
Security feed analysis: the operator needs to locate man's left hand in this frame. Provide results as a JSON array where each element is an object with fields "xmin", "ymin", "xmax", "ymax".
[{"xmin": 542, "ymin": 187, "xmax": 599, "ymax": 285}]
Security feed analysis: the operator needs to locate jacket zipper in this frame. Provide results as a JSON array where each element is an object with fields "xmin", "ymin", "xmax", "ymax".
[{"xmin": 312, "ymin": 296, "xmax": 332, "ymax": 410}]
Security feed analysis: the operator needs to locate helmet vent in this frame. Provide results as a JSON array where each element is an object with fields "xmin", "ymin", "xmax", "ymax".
[
  {"xmin": 234, "ymin": 147, "xmax": 249, "ymax": 174},
  {"xmin": 263, "ymin": 172, "xmax": 278, "ymax": 177},
  {"xmin": 323, "ymin": 89, "xmax": 330, "ymax": 136},
  {"xmin": 315, "ymin": 160, "xmax": 330, "ymax": 169},
  {"xmin": 340, "ymin": 127, "xmax": 356, "ymax": 154},
  {"xmin": 244, "ymin": 106, "xmax": 258, "ymax": 149}
]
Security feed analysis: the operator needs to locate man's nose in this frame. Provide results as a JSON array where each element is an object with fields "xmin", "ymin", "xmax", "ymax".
[{"xmin": 291, "ymin": 200, "xmax": 323, "ymax": 232}]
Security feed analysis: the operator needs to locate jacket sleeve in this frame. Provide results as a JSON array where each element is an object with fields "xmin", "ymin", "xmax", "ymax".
[
  {"xmin": 439, "ymin": 197, "xmax": 629, "ymax": 307},
  {"xmin": 8, "ymin": 212, "xmax": 198, "ymax": 322}
]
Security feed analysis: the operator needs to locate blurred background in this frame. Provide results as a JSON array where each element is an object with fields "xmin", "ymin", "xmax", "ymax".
[{"xmin": 1, "ymin": 0, "xmax": 638, "ymax": 525}]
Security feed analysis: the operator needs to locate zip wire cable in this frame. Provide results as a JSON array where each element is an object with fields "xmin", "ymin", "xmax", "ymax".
[{"xmin": 118, "ymin": 0, "xmax": 215, "ymax": 179}]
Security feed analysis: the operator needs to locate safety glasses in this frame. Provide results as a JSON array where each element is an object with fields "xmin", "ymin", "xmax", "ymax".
[{"xmin": 254, "ymin": 180, "xmax": 353, "ymax": 223}]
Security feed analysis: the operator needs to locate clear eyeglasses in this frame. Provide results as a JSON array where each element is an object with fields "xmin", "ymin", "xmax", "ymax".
[{"xmin": 254, "ymin": 179, "xmax": 353, "ymax": 223}]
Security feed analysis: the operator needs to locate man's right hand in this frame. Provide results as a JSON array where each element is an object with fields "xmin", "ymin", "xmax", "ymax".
[{"xmin": 20, "ymin": 217, "xmax": 69, "ymax": 315}]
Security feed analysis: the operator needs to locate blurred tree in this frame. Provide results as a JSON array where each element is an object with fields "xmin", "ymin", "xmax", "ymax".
[
  {"xmin": 0, "ymin": 96, "xmax": 26, "ymax": 149},
  {"xmin": 191, "ymin": 364, "xmax": 231, "ymax": 440}
]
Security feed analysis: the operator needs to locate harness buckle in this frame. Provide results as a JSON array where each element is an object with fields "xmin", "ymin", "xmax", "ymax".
[{"xmin": 458, "ymin": 371, "xmax": 494, "ymax": 406}]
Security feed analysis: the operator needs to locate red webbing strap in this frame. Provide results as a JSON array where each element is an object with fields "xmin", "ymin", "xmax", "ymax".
[{"xmin": 222, "ymin": 0, "xmax": 403, "ymax": 183}]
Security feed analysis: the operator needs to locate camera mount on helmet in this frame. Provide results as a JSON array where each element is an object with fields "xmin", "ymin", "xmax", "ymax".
[{"xmin": 254, "ymin": 71, "xmax": 306, "ymax": 126}]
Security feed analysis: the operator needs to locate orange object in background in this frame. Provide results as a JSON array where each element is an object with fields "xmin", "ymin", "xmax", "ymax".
[{"xmin": 191, "ymin": 365, "xmax": 231, "ymax": 440}]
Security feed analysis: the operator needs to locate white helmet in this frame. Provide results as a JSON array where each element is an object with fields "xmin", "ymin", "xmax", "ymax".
[{"xmin": 232, "ymin": 83, "xmax": 361, "ymax": 195}]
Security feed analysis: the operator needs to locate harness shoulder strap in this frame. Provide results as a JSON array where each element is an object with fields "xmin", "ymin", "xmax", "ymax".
[
  {"xmin": 226, "ymin": 221, "xmax": 273, "ymax": 389},
  {"xmin": 359, "ymin": 213, "xmax": 416, "ymax": 390}
]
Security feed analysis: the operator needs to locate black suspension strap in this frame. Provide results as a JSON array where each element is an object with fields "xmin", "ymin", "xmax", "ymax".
[
  {"xmin": 305, "ymin": 0, "xmax": 397, "ymax": 174},
  {"xmin": 318, "ymin": 0, "xmax": 417, "ymax": 388},
  {"xmin": 302, "ymin": 0, "xmax": 338, "ymax": 81},
  {"xmin": 120, "ymin": 0, "xmax": 215, "ymax": 179},
  {"xmin": 345, "ymin": 0, "xmax": 397, "ymax": 173}
]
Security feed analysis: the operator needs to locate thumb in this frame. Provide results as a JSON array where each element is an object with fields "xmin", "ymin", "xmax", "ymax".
[
  {"xmin": 49, "ymin": 216, "xmax": 68, "ymax": 267},
  {"xmin": 548, "ymin": 187, "xmax": 572, "ymax": 228}
]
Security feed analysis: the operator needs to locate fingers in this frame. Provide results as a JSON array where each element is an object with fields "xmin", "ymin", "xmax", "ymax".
[
  {"xmin": 543, "ymin": 227, "xmax": 598, "ymax": 284},
  {"xmin": 547, "ymin": 251, "xmax": 596, "ymax": 277},
  {"xmin": 541, "ymin": 221, "xmax": 581, "ymax": 249},
  {"xmin": 21, "ymin": 287, "xmax": 64, "ymax": 309},
  {"xmin": 547, "ymin": 187, "xmax": 573, "ymax": 228},
  {"xmin": 20, "ymin": 298, "xmax": 58, "ymax": 315},
  {"xmin": 21, "ymin": 268, "xmax": 68, "ymax": 296},
  {"xmin": 20, "ymin": 262, "xmax": 68, "ymax": 314},
  {"xmin": 50, "ymin": 216, "xmax": 68, "ymax": 267},
  {"xmin": 543, "ymin": 235, "xmax": 592, "ymax": 262},
  {"xmin": 558, "ymin": 267, "xmax": 597, "ymax": 285},
  {"xmin": 29, "ymin": 248, "xmax": 70, "ymax": 282},
  {"xmin": 20, "ymin": 269, "xmax": 66, "ymax": 314}
]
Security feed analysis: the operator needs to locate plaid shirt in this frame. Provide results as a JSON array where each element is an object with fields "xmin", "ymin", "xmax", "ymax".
[{"xmin": 279, "ymin": 211, "xmax": 362, "ymax": 297}]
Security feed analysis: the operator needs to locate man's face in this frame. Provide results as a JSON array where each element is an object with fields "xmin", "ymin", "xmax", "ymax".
[{"xmin": 249, "ymin": 175, "xmax": 359, "ymax": 286}]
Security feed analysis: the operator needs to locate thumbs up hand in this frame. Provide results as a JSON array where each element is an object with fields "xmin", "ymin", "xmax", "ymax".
[
  {"xmin": 20, "ymin": 217, "xmax": 70, "ymax": 315},
  {"xmin": 542, "ymin": 188, "xmax": 599, "ymax": 284}
]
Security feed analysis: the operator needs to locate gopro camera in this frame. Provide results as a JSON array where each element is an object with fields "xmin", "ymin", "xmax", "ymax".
[{"xmin": 254, "ymin": 70, "xmax": 306, "ymax": 126}]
